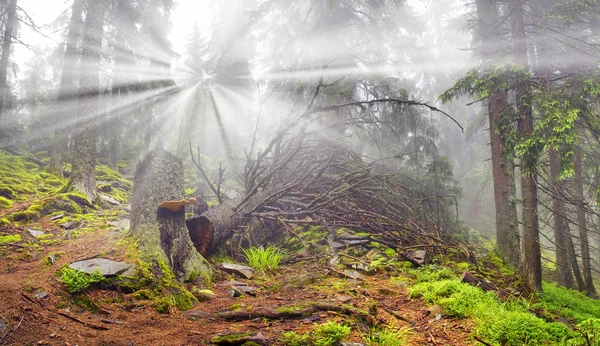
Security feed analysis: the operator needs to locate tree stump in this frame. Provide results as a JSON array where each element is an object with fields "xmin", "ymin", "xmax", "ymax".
[{"xmin": 130, "ymin": 150, "xmax": 213, "ymax": 281}]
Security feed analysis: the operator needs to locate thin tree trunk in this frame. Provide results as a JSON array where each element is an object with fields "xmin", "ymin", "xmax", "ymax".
[
  {"xmin": 549, "ymin": 148, "xmax": 572, "ymax": 288},
  {"xmin": 48, "ymin": 0, "xmax": 84, "ymax": 176},
  {"xmin": 67, "ymin": 0, "xmax": 106, "ymax": 201},
  {"xmin": 511, "ymin": 0, "xmax": 542, "ymax": 291},
  {"xmin": 567, "ymin": 228, "xmax": 585, "ymax": 291},
  {"xmin": 476, "ymin": 0, "xmax": 520, "ymax": 268},
  {"xmin": 0, "ymin": 0, "xmax": 17, "ymax": 124},
  {"xmin": 574, "ymin": 146, "xmax": 596, "ymax": 294}
]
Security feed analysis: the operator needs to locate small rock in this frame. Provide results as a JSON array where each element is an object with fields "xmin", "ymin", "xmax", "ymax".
[
  {"xmin": 364, "ymin": 249, "xmax": 381, "ymax": 260},
  {"xmin": 408, "ymin": 250, "xmax": 427, "ymax": 265},
  {"xmin": 68, "ymin": 258, "xmax": 135, "ymax": 277},
  {"xmin": 335, "ymin": 295, "xmax": 352, "ymax": 303},
  {"xmin": 100, "ymin": 195, "xmax": 120, "ymax": 206},
  {"xmin": 301, "ymin": 314, "xmax": 321, "ymax": 323},
  {"xmin": 192, "ymin": 289, "xmax": 214, "ymax": 301},
  {"xmin": 50, "ymin": 214, "xmax": 64, "ymax": 221},
  {"xmin": 218, "ymin": 280, "xmax": 248, "ymax": 287},
  {"xmin": 0, "ymin": 320, "xmax": 7, "ymax": 333},
  {"xmin": 218, "ymin": 263, "xmax": 255, "ymax": 279},
  {"xmin": 34, "ymin": 289, "xmax": 49, "ymax": 299},
  {"xmin": 328, "ymin": 255, "xmax": 340, "ymax": 267},
  {"xmin": 183, "ymin": 309, "xmax": 208, "ymax": 320},
  {"xmin": 235, "ymin": 285, "xmax": 257, "ymax": 296},
  {"xmin": 227, "ymin": 286, "xmax": 243, "ymax": 297},
  {"xmin": 427, "ymin": 305, "xmax": 445, "ymax": 317},
  {"xmin": 107, "ymin": 218, "xmax": 130, "ymax": 231},
  {"xmin": 49, "ymin": 333, "xmax": 57, "ymax": 338},
  {"xmin": 59, "ymin": 220, "xmax": 83, "ymax": 230},
  {"xmin": 47, "ymin": 254, "xmax": 57, "ymax": 265},
  {"xmin": 342, "ymin": 270, "xmax": 363, "ymax": 280},
  {"xmin": 27, "ymin": 229, "xmax": 46, "ymax": 237},
  {"xmin": 341, "ymin": 343, "xmax": 365, "ymax": 346}
]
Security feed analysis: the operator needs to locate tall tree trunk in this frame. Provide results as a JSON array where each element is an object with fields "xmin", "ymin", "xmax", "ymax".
[
  {"xmin": 49, "ymin": 0, "xmax": 84, "ymax": 176},
  {"xmin": 476, "ymin": 0, "xmax": 520, "ymax": 268},
  {"xmin": 511, "ymin": 0, "xmax": 542, "ymax": 291},
  {"xmin": 0, "ymin": 0, "xmax": 17, "ymax": 124},
  {"xmin": 568, "ymin": 229, "xmax": 585, "ymax": 290},
  {"xmin": 574, "ymin": 146, "xmax": 596, "ymax": 294},
  {"xmin": 549, "ymin": 148, "xmax": 572, "ymax": 288},
  {"xmin": 66, "ymin": 0, "xmax": 106, "ymax": 201}
]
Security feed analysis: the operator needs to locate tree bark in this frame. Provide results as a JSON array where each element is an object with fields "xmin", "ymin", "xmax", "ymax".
[
  {"xmin": 476, "ymin": 0, "xmax": 520, "ymax": 268},
  {"xmin": 511, "ymin": 0, "xmax": 542, "ymax": 291},
  {"xmin": 574, "ymin": 146, "xmax": 596, "ymax": 294},
  {"xmin": 49, "ymin": 0, "xmax": 84, "ymax": 176},
  {"xmin": 0, "ymin": 0, "xmax": 17, "ymax": 124},
  {"xmin": 130, "ymin": 150, "xmax": 213, "ymax": 281},
  {"xmin": 549, "ymin": 148, "xmax": 572, "ymax": 288}
]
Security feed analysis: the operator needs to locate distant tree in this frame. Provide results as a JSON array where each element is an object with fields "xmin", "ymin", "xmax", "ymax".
[
  {"xmin": 66, "ymin": 0, "xmax": 107, "ymax": 201},
  {"xmin": 49, "ymin": 0, "xmax": 84, "ymax": 176},
  {"xmin": 0, "ymin": 0, "xmax": 17, "ymax": 123}
]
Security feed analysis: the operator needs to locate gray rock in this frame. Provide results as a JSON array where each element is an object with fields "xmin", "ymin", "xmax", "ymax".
[
  {"xmin": 59, "ymin": 220, "xmax": 83, "ymax": 230},
  {"xmin": 68, "ymin": 258, "xmax": 135, "ymax": 277},
  {"xmin": 34, "ymin": 289, "xmax": 48, "ymax": 299},
  {"xmin": 27, "ymin": 229, "xmax": 46, "ymax": 237},
  {"xmin": 192, "ymin": 289, "xmax": 214, "ymax": 301},
  {"xmin": 235, "ymin": 285, "xmax": 257, "ymax": 296},
  {"xmin": 218, "ymin": 263, "xmax": 255, "ymax": 279},
  {"xmin": 183, "ymin": 309, "xmax": 209, "ymax": 320},
  {"xmin": 0, "ymin": 320, "xmax": 6, "ymax": 333},
  {"xmin": 107, "ymin": 218, "xmax": 130, "ymax": 231},
  {"xmin": 341, "ymin": 343, "xmax": 365, "ymax": 346},
  {"xmin": 100, "ymin": 195, "xmax": 120, "ymax": 206},
  {"xmin": 343, "ymin": 270, "xmax": 363, "ymax": 280},
  {"xmin": 227, "ymin": 286, "xmax": 243, "ymax": 297}
]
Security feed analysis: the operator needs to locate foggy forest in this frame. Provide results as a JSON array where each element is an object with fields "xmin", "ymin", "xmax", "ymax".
[{"xmin": 1, "ymin": 0, "xmax": 600, "ymax": 345}]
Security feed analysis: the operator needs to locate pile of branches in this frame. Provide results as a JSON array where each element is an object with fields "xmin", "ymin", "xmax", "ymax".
[{"xmin": 189, "ymin": 124, "xmax": 467, "ymax": 260}]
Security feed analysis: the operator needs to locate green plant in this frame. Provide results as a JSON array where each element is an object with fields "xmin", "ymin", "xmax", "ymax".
[
  {"xmin": 364, "ymin": 326, "xmax": 409, "ymax": 346},
  {"xmin": 312, "ymin": 321, "xmax": 351, "ymax": 346},
  {"xmin": 281, "ymin": 331, "xmax": 310, "ymax": 346},
  {"xmin": 537, "ymin": 282, "xmax": 600, "ymax": 323},
  {"xmin": 572, "ymin": 319, "xmax": 600, "ymax": 346},
  {"xmin": 242, "ymin": 246, "xmax": 285, "ymax": 273},
  {"xmin": 59, "ymin": 267, "xmax": 105, "ymax": 293}
]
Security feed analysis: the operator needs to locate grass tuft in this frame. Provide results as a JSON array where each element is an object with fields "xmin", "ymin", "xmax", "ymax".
[{"xmin": 242, "ymin": 246, "xmax": 285, "ymax": 273}]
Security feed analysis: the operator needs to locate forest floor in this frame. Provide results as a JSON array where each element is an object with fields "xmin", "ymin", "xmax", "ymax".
[{"xmin": 0, "ymin": 180, "xmax": 476, "ymax": 346}]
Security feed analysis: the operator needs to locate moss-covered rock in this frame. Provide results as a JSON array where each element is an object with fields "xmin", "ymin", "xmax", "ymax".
[
  {"xmin": 7, "ymin": 210, "xmax": 38, "ymax": 222},
  {"xmin": 0, "ymin": 186, "xmax": 15, "ymax": 199}
]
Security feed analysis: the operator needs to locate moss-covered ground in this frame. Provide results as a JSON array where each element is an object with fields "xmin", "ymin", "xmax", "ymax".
[{"xmin": 0, "ymin": 152, "xmax": 599, "ymax": 345}]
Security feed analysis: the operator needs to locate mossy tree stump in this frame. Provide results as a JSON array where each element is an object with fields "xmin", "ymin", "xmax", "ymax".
[{"xmin": 130, "ymin": 150, "xmax": 213, "ymax": 281}]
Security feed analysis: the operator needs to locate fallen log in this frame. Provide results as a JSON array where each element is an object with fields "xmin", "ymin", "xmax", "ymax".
[
  {"xmin": 460, "ymin": 271, "xmax": 495, "ymax": 291},
  {"xmin": 216, "ymin": 302, "xmax": 368, "ymax": 322}
]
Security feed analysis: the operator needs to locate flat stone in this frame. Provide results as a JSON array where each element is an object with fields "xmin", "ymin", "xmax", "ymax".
[
  {"xmin": 27, "ymin": 229, "xmax": 46, "ymax": 237},
  {"xmin": 234, "ymin": 285, "xmax": 257, "ymax": 296},
  {"xmin": 100, "ymin": 195, "xmax": 120, "ymax": 206},
  {"xmin": 68, "ymin": 258, "xmax": 135, "ymax": 277},
  {"xmin": 227, "ymin": 286, "xmax": 243, "ymax": 297},
  {"xmin": 34, "ymin": 289, "xmax": 48, "ymax": 299},
  {"xmin": 218, "ymin": 280, "xmax": 248, "ymax": 287},
  {"xmin": 184, "ymin": 309, "xmax": 209, "ymax": 320},
  {"xmin": 107, "ymin": 218, "xmax": 130, "ymax": 231},
  {"xmin": 336, "ymin": 295, "xmax": 352, "ymax": 303},
  {"xmin": 343, "ymin": 270, "xmax": 363, "ymax": 281},
  {"xmin": 59, "ymin": 220, "xmax": 83, "ymax": 230},
  {"xmin": 218, "ymin": 263, "xmax": 254, "ymax": 279}
]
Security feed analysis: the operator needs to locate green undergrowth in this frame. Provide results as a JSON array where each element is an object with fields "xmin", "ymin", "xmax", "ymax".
[
  {"xmin": 363, "ymin": 326, "xmax": 410, "ymax": 346},
  {"xmin": 282, "ymin": 321, "xmax": 351, "ymax": 346},
  {"xmin": 242, "ymin": 246, "xmax": 285, "ymax": 273},
  {"xmin": 0, "ymin": 152, "xmax": 65, "ymax": 200},
  {"xmin": 405, "ymin": 266, "xmax": 598, "ymax": 345},
  {"xmin": 537, "ymin": 282, "xmax": 600, "ymax": 323},
  {"xmin": 59, "ymin": 267, "xmax": 106, "ymax": 293}
]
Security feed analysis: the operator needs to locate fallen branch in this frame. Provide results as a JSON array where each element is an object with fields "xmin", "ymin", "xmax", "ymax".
[{"xmin": 216, "ymin": 302, "xmax": 370, "ymax": 322}]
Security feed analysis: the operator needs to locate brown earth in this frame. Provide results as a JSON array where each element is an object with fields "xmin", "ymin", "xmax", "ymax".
[{"xmin": 0, "ymin": 202, "xmax": 475, "ymax": 346}]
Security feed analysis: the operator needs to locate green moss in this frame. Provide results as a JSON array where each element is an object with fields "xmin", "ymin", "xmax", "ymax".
[
  {"xmin": 7, "ymin": 210, "xmax": 38, "ymax": 222},
  {"xmin": 537, "ymin": 282, "xmax": 600, "ymax": 323},
  {"xmin": 0, "ymin": 218, "xmax": 10, "ymax": 227},
  {"xmin": 0, "ymin": 234, "xmax": 21, "ymax": 243},
  {"xmin": 408, "ymin": 278, "xmax": 573, "ymax": 345},
  {"xmin": 59, "ymin": 267, "xmax": 106, "ymax": 293},
  {"xmin": 0, "ymin": 196, "xmax": 13, "ymax": 209},
  {"xmin": 0, "ymin": 186, "xmax": 15, "ymax": 199}
]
